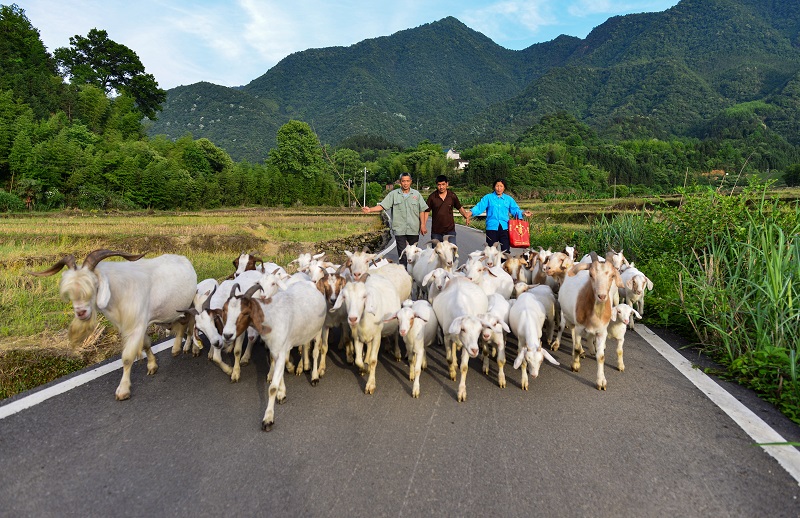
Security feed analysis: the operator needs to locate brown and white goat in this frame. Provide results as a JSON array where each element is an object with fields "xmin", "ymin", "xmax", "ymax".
[{"xmin": 553, "ymin": 251, "xmax": 624, "ymax": 390}]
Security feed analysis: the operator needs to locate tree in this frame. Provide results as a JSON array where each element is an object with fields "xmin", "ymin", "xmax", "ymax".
[
  {"xmin": 54, "ymin": 28, "xmax": 166, "ymax": 119},
  {"xmin": 784, "ymin": 164, "xmax": 800, "ymax": 187},
  {"xmin": 0, "ymin": 5, "xmax": 62, "ymax": 119}
]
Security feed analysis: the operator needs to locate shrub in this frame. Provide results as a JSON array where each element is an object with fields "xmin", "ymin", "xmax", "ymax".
[{"xmin": 0, "ymin": 191, "xmax": 25, "ymax": 212}]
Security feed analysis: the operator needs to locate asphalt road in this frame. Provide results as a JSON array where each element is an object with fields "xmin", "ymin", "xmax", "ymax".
[{"xmin": 2, "ymin": 223, "xmax": 799, "ymax": 517}]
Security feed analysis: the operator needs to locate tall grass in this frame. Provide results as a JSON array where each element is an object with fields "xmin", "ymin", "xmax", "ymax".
[{"xmin": 677, "ymin": 192, "xmax": 800, "ymax": 420}]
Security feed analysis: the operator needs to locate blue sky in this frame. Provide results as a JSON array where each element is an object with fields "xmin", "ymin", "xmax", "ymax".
[{"xmin": 20, "ymin": 0, "xmax": 680, "ymax": 90}]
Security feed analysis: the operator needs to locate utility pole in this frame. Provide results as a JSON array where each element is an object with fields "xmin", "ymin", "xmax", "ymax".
[{"xmin": 363, "ymin": 167, "xmax": 367, "ymax": 206}]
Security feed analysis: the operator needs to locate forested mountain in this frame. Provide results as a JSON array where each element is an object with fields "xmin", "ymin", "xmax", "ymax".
[
  {"xmin": 463, "ymin": 0, "xmax": 800, "ymax": 143},
  {"xmin": 148, "ymin": 0, "xmax": 800, "ymax": 163},
  {"xmin": 148, "ymin": 17, "xmax": 580, "ymax": 162}
]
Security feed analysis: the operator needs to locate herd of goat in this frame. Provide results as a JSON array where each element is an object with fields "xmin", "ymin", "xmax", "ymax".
[{"xmin": 32, "ymin": 240, "xmax": 653, "ymax": 431}]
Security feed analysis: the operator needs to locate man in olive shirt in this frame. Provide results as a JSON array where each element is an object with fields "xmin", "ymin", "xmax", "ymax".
[
  {"xmin": 362, "ymin": 172, "xmax": 428, "ymax": 267},
  {"xmin": 426, "ymin": 175, "xmax": 470, "ymax": 245}
]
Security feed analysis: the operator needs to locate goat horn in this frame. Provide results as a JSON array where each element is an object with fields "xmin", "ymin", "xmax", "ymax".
[
  {"xmin": 242, "ymin": 284, "xmax": 263, "ymax": 299},
  {"xmin": 229, "ymin": 283, "xmax": 241, "ymax": 299},
  {"xmin": 29, "ymin": 255, "xmax": 78, "ymax": 276},
  {"xmin": 202, "ymin": 285, "xmax": 217, "ymax": 312},
  {"xmin": 82, "ymin": 249, "xmax": 146, "ymax": 271},
  {"xmin": 361, "ymin": 246, "xmax": 370, "ymax": 253}
]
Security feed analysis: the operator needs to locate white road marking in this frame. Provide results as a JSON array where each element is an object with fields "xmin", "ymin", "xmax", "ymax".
[
  {"xmin": 637, "ymin": 324, "xmax": 800, "ymax": 486},
  {"xmin": 0, "ymin": 340, "xmax": 173, "ymax": 420}
]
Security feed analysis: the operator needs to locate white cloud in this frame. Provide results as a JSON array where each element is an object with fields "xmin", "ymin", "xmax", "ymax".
[
  {"xmin": 459, "ymin": 0, "xmax": 557, "ymax": 45},
  {"xmin": 566, "ymin": 0, "xmax": 670, "ymax": 17}
]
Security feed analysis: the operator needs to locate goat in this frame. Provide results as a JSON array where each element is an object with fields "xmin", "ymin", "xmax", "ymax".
[
  {"xmin": 432, "ymin": 277, "xmax": 489, "ymax": 402},
  {"xmin": 32, "ymin": 250, "xmax": 197, "ymax": 400},
  {"xmin": 384, "ymin": 299, "xmax": 439, "ymax": 398},
  {"xmin": 410, "ymin": 239, "xmax": 459, "ymax": 300},
  {"xmin": 331, "ymin": 273, "xmax": 401, "ymax": 394},
  {"xmin": 619, "ymin": 265, "xmax": 653, "ymax": 326},
  {"xmin": 232, "ymin": 281, "xmax": 327, "ymax": 431},
  {"xmin": 554, "ymin": 251, "xmax": 625, "ymax": 390},
  {"xmin": 477, "ymin": 293, "xmax": 511, "ymax": 388},
  {"xmin": 606, "ymin": 303, "xmax": 641, "ymax": 372},
  {"xmin": 509, "ymin": 292, "xmax": 560, "ymax": 389}
]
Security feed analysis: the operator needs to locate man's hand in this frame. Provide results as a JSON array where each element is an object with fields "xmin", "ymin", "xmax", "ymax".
[
  {"xmin": 362, "ymin": 206, "xmax": 372, "ymax": 214},
  {"xmin": 465, "ymin": 215, "xmax": 471, "ymax": 226},
  {"xmin": 522, "ymin": 210, "xmax": 532, "ymax": 218}
]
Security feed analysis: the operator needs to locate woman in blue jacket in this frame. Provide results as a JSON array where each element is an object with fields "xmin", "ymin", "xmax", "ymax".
[{"xmin": 469, "ymin": 179, "xmax": 531, "ymax": 253}]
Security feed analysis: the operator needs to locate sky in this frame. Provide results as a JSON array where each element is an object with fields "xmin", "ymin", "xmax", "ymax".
[{"xmin": 19, "ymin": 0, "xmax": 680, "ymax": 91}]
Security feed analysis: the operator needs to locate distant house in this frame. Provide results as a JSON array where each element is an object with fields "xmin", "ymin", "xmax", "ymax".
[{"xmin": 446, "ymin": 148, "xmax": 469, "ymax": 171}]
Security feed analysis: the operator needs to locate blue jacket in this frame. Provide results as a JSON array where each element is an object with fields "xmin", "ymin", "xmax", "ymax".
[{"xmin": 470, "ymin": 192, "xmax": 524, "ymax": 231}]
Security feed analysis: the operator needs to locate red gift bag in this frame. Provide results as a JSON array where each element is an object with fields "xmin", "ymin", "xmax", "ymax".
[{"xmin": 509, "ymin": 218, "xmax": 530, "ymax": 248}]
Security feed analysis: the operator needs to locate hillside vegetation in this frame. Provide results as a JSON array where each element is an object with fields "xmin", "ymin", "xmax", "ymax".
[{"xmin": 149, "ymin": 0, "xmax": 800, "ymax": 164}]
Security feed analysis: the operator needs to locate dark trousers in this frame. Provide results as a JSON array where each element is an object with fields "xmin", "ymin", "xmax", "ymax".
[
  {"xmin": 395, "ymin": 234, "xmax": 420, "ymax": 267},
  {"xmin": 485, "ymin": 226, "xmax": 511, "ymax": 253},
  {"xmin": 430, "ymin": 231, "xmax": 457, "ymax": 246}
]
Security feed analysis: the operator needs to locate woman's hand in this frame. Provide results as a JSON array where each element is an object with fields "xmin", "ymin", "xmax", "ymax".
[{"xmin": 522, "ymin": 210, "xmax": 532, "ymax": 218}]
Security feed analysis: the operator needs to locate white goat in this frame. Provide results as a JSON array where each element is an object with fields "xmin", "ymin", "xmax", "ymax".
[
  {"xmin": 421, "ymin": 267, "xmax": 459, "ymax": 303},
  {"xmin": 477, "ymin": 293, "xmax": 511, "ymax": 388},
  {"xmin": 513, "ymin": 283, "xmax": 559, "ymax": 347},
  {"xmin": 410, "ymin": 239, "xmax": 459, "ymax": 300},
  {"xmin": 32, "ymin": 250, "xmax": 197, "ymax": 401},
  {"xmin": 234, "ymin": 281, "xmax": 327, "ymax": 431},
  {"xmin": 480, "ymin": 242, "xmax": 504, "ymax": 268},
  {"xmin": 463, "ymin": 259, "xmax": 514, "ymax": 300},
  {"xmin": 384, "ymin": 299, "xmax": 439, "ymax": 398},
  {"xmin": 509, "ymin": 292, "xmax": 560, "ymax": 390},
  {"xmin": 619, "ymin": 265, "xmax": 653, "ymax": 326},
  {"xmin": 606, "ymin": 303, "xmax": 641, "ymax": 372},
  {"xmin": 372, "ymin": 263, "xmax": 413, "ymax": 307},
  {"xmin": 432, "ymin": 277, "xmax": 489, "ymax": 402},
  {"xmin": 331, "ymin": 273, "xmax": 401, "ymax": 394},
  {"xmin": 554, "ymin": 251, "xmax": 625, "ymax": 390}
]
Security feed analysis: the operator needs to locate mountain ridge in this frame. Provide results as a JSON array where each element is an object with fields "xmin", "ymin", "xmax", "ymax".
[{"xmin": 147, "ymin": 0, "xmax": 800, "ymax": 162}]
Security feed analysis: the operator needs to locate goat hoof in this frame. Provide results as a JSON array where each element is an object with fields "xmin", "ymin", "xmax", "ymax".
[
  {"xmin": 278, "ymin": 396, "xmax": 287, "ymax": 405},
  {"xmin": 261, "ymin": 421, "xmax": 273, "ymax": 432},
  {"xmin": 311, "ymin": 378, "xmax": 319, "ymax": 387}
]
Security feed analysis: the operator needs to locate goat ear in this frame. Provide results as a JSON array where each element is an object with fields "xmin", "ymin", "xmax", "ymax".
[
  {"xmin": 96, "ymin": 271, "xmax": 111, "ymax": 309},
  {"xmin": 501, "ymin": 321, "xmax": 510, "ymax": 333},
  {"xmin": 568, "ymin": 263, "xmax": 590, "ymax": 276},
  {"xmin": 542, "ymin": 349, "xmax": 560, "ymax": 366},
  {"xmin": 331, "ymin": 291, "xmax": 345, "ymax": 312},
  {"xmin": 513, "ymin": 348, "xmax": 526, "ymax": 370},
  {"xmin": 448, "ymin": 317, "xmax": 463, "ymax": 335},
  {"xmin": 382, "ymin": 312, "xmax": 397, "ymax": 323},
  {"xmin": 611, "ymin": 306, "xmax": 618, "ymax": 321},
  {"xmin": 632, "ymin": 309, "xmax": 642, "ymax": 320},
  {"xmin": 645, "ymin": 277, "xmax": 654, "ymax": 291}
]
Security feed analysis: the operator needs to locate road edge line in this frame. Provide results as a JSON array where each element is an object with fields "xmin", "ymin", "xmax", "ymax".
[
  {"xmin": 0, "ymin": 340, "xmax": 173, "ymax": 420},
  {"xmin": 637, "ymin": 324, "xmax": 800, "ymax": 486}
]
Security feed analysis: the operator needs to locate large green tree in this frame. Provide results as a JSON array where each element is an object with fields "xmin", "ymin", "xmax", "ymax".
[
  {"xmin": 0, "ymin": 4, "xmax": 62, "ymax": 119},
  {"xmin": 54, "ymin": 28, "xmax": 166, "ymax": 119}
]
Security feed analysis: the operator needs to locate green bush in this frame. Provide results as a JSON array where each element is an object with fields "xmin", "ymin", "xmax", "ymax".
[{"xmin": 0, "ymin": 191, "xmax": 25, "ymax": 212}]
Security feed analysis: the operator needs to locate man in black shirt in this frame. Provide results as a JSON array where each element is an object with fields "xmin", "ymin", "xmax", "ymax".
[{"xmin": 425, "ymin": 175, "xmax": 470, "ymax": 245}]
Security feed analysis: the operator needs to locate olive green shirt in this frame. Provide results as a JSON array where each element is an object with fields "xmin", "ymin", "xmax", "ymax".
[{"xmin": 379, "ymin": 188, "xmax": 429, "ymax": 235}]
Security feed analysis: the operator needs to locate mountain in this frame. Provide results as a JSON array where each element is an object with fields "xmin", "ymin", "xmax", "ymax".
[
  {"xmin": 460, "ymin": 0, "xmax": 800, "ymax": 143},
  {"xmin": 148, "ymin": 0, "xmax": 800, "ymax": 162}
]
